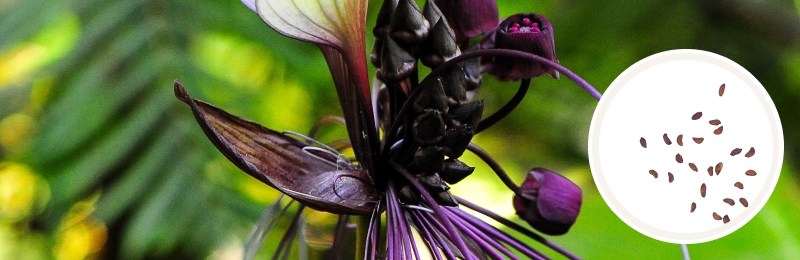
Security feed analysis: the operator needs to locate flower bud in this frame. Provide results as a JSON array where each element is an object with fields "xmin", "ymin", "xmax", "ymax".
[
  {"xmin": 435, "ymin": 0, "xmax": 499, "ymax": 43},
  {"xmin": 413, "ymin": 110, "xmax": 446, "ymax": 145},
  {"xmin": 390, "ymin": 0, "xmax": 429, "ymax": 44},
  {"xmin": 378, "ymin": 37, "xmax": 416, "ymax": 81},
  {"xmin": 420, "ymin": 18, "xmax": 459, "ymax": 68},
  {"xmin": 485, "ymin": 14, "xmax": 559, "ymax": 80},
  {"xmin": 414, "ymin": 146, "xmax": 445, "ymax": 173},
  {"xmin": 513, "ymin": 168, "xmax": 582, "ymax": 236},
  {"xmin": 440, "ymin": 159, "xmax": 474, "ymax": 184}
]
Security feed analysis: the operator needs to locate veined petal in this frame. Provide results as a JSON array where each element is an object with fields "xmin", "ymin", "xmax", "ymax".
[
  {"xmin": 254, "ymin": 0, "xmax": 365, "ymax": 57},
  {"xmin": 174, "ymin": 81, "xmax": 379, "ymax": 215},
  {"xmin": 254, "ymin": 0, "xmax": 379, "ymax": 173}
]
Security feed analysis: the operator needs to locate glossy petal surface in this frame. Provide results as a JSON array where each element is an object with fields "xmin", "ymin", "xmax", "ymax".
[{"xmin": 175, "ymin": 82, "xmax": 379, "ymax": 215}]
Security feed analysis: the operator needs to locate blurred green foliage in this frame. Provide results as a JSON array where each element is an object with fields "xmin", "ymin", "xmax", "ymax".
[{"xmin": 1, "ymin": 0, "xmax": 799, "ymax": 259}]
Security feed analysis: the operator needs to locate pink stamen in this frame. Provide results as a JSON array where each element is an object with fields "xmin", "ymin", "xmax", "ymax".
[
  {"xmin": 508, "ymin": 27, "xmax": 519, "ymax": 33},
  {"xmin": 522, "ymin": 18, "xmax": 532, "ymax": 26},
  {"xmin": 531, "ymin": 23, "xmax": 540, "ymax": 32},
  {"xmin": 512, "ymin": 23, "xmax": 520, "ymax": 28}
]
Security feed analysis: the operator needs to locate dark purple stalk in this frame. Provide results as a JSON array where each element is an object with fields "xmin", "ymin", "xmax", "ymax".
[
  {"xmin": 427, "ymin": 49, "xmax": 602, "ymax": 100},
  {"xmin": 456, "ymin": 197, "xmax": 581, "ymax": 260},
  {"xmin": 476, "ymin": 78, "xmax": 531, "ymax": 133},
  {"xmin": 447, "ymin": 207, "xmax": 546, "ymax": 260},
  {"xmin": 389, "ymin": 162, "xmax": 478, "ymax": 260},
  {"xmin": 466, "ymin": 143, "xmax": 520, "ymax": 192}
]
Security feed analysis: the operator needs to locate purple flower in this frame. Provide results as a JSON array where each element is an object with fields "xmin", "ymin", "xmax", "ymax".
[
  {"xmin": 484, "ymin": 13, "xmax": 559, "ymax": 80},
  {"xmin": 514, "ymin": 168, "xmax": 582, "ymax": 235}
]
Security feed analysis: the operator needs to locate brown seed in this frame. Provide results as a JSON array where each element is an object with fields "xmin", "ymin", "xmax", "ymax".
[
  {"xmin": 649, "ymin": 170, "xmax": 658, "ymax": 178},
  {"xmin": 701, "ymin": 183, "xmax": 707, "ymax": 197},
  {"xmin": 723, "ymin": 198, "xmax": 735, "ymax": 206},
  {"xmin": 709, "ymin": 119, "xmax": 721, "ymax": 125},
  {"xmin": 707, "ymin": 166, "xmax": 714, "ymax": 176},
  {"xmin": 719, "ymin": 83, "xmax": 726, "ymax": 96},
  {"xmin": 640, "ymin": 137, "xmax": 647, "ymax": 148},
  {"xmin": 691, "ymin": 202, "xmax": 697, "ymax": 213},
  {"xmin": 730, "ymin": 148, "xmax": 742, "ymax": 156},
  {"xmin": 745, "ymin": 147, "xmax": 755, "ymax": 158},
  {"xmin": 713, "ymin": 126, "xmax": 723, "ymax": 135},
  {"xmin": 746, "ymin": 170, "xmax": 757, "ymax": 176},
  {"xmin": 689, "ymin": 163, "xmax": 698, "ymax": 172},
  {"xmin": 712, "ymin": 212, "xmax": 722, "ymax": 220},
  {"xmin": 668, "ymin": 172, "xmax": 674, "ymax": 183},
  {"xmin": 693, "ymin": 137, "xmax": 704, "ymax": 144},
  {"xmin": 740, "ymin": 198, "xmax": 749, "ymax": 207},
  {"xmin": 676, "ymin": 153, "xmax": 683, "ymax": 163},
  {"xmin": 715, "ymin": 162, "xmax": 723, "ymax": 175},
  {"xmin": 663, "ymin": 133, "xmax": 672, "ymax": 145},
  {"xmin": 734, "ymin": 182, "xmax": 744, "ymax": 189},
  {"xmin": 723, "ymin": 215, "xmax": 730, "ymax": 224},
  {"xmin": 677, "ymin": 134, "xmax": 683, "ymax": 146},
  {"xmin": 692, "ymin": 112, "xmax": 703, "ymax": 120}
]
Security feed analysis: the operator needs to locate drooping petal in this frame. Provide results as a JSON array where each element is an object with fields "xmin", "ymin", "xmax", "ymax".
[{"xmin": 174, "ymin": 81, "xmax": 380, "ymax": 215}]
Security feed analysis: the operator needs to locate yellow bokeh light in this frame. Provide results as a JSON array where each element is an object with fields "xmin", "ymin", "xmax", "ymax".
[
  {"xmin": 0, "ymin": 162, "xmax": 48, "ymax": 222},
  {"xmin": 53, "ymin": 197, "xmax": 107, "ymax": 260}
]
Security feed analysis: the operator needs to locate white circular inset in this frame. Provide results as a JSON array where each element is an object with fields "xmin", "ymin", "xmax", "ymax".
[{"xmin": 588, "ymin": 49, "xmax": 783, "ymax": 244}]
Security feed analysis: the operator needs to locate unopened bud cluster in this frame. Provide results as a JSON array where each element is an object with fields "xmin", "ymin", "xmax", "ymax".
[{"xmin": 373, "ymin": 0, "xmax": 491, "ymax": 206}]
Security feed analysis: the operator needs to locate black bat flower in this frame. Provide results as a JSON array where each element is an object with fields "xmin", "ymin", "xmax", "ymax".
[{"xmin": 178, "ymin": 0, "xmax": 601, "ymax": 258}]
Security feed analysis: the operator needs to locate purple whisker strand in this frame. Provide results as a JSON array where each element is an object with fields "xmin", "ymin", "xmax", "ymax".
[
  {"xmin": 444, "ymin": 210, "xmax": 512, "ymax": 260},
  {"xmin": 477, "ymin": 78, "xmax": 531, "ymax": 133},
  {"xmin": 326, "ymin": 215, "xmax": 350, "ymax": 260},
  {"xmin": 412, "ymin": 210, "xmax": 456, "ymax": 260},
  {"xmin": 408, "ymin": 210, "xmax": 443, "ymax": 260},
  {"xmin": 308, "ymin": 115, "xmax": 347, "ymax": 139},
  {"xmin": 390, "ymin": 162, "xmax": 478, "ymax": 260},
  {"xmin": 456, "ymin": 197, "xmax": 581, "ymax": 260},
  {"xmin": 405, "ymin": 214, "xmax": 422, "ymax": 260},
  {"xmin": 365, "ymin": 200, "xmax": 384, "ymax": 260},
  {"xmin": 245, "ymin": 195, "xmax": 288, "ymax": 260},
  {"xmin": 386, "ymin": 191, "xmax": 398, "ymax": 259},
  {"xmin": 272, "ymin": 205, "xmax": 305, "ymax": 260},
  {"xmin": 447, "ymin": 207, "xmax": 546, "ymax": 260},
  {"xmin": 388, "ymin": 184, "xmax": 414, "ymax": 259},
  {"xmin": 466, "ymin": 143, "xmax": 520, "ymax": 192}
]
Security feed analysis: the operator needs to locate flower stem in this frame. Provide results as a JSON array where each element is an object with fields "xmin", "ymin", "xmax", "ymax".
[
  {"xmin": 476, "ymin": 78, "xmax": 531, "ymax": 133},
  {"xmin": 425, "ymin": 49, "xmax": 602, "ymax": 101},
  {"xmin": 466, "ymin": 143, "xmax": 520, "ymax": 193}
]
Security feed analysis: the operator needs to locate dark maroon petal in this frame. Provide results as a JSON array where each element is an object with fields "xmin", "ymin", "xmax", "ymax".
[
  {"xmin": 513, "ymin": 168, "xmax": 582, "ymax": 235},
  {"xmin": 435, "ymin": 0, "xmax": 499, "ymax": 42},
  {"xmin": 174, "ymin": 81, "xmax": 379, "ymax": 215}
]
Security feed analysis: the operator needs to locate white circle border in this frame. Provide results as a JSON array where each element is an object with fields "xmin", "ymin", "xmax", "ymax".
[{"xmin": 587, "ymin": 49, "xmax": 784, "ymax": 244}]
